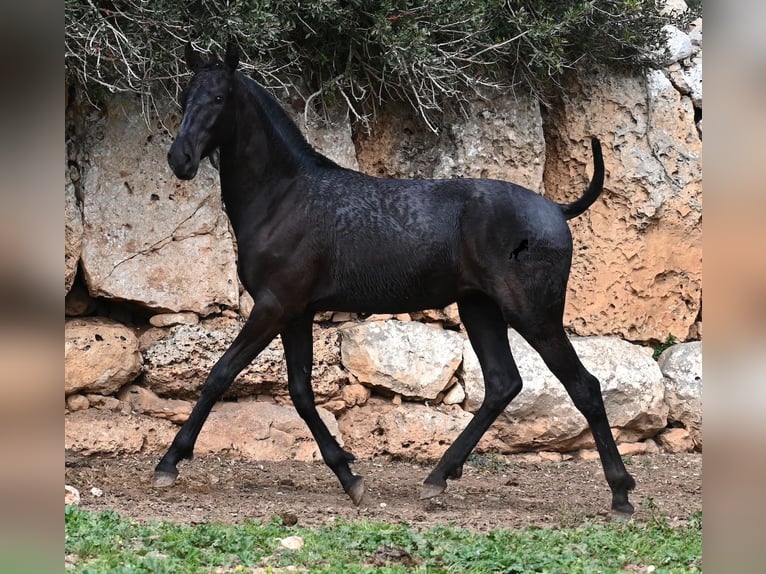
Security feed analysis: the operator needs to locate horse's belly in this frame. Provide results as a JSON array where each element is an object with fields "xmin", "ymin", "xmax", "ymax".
[{"xmin": 313, "ymin": 261, "xmax": 460, "ymax": 314}]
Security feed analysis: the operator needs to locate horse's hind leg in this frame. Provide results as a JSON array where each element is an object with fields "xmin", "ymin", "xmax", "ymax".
[
  {"xmin": 517, "ymin": 320, "xmax": 636, "ymax": 515},
  {"xmin": 153, "ymin": 296, "xmax": 284, "ymax": 486},
  {"xmin": 281, "ymin": 311, "xmax": 364, "ymax": 505},
  {"xmin": 422, "ymin": 293, "xmax": 523, "ymax": 499}
]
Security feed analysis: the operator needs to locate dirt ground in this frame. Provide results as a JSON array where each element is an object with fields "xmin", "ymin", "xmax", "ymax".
[{"xmin": 65, "ymin": 450, "xmax": 701, "ymax": 530}]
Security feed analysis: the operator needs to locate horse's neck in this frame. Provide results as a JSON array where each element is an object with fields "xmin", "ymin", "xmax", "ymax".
[{"xmin": 219, "ymin": 86, "xmax": 305, "ymax": 231}]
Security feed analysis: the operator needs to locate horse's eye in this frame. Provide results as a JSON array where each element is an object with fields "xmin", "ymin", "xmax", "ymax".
[{"xmin": 215, "ymin": 96, "xmax": 223, "ymax": 103}]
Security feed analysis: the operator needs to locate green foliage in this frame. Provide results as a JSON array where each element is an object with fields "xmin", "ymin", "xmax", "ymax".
[
  {"xmin": 66, "ymin": 505, "xmax": 702, "ymax": 573},
  {"xmin": 653, "ymin": 334, "xmax": 678, "ymax": 360},
  {"xmin": 65, "ymin": 1, "xmax": 697, "ymax": 128}
]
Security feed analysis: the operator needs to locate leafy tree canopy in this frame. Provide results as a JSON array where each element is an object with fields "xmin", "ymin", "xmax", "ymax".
[{"xmin": 65, "ymin": 0, "xmax": 697, "ymax": 129}]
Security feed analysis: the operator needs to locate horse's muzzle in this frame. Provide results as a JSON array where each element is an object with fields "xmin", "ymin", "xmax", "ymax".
[{"xmin": 167, "ymin": 138, "xmax": 199, "ymax": 180}]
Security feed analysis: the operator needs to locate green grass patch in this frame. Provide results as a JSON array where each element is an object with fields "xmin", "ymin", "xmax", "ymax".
[{"xmin": 66, "ymin": 505, "xmax": 701, "ymax": 573}]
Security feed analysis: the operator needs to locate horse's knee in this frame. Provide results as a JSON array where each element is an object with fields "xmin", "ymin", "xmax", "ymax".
[
  {"xmin": 199, "ymin": 362, "xmax": 236, "ymax": 399},
  {"xmin": 288, "ymin": 384, "xmax": 316, "ymax": 415},
  {"xmin": 483, "ymin": 373, "xmax": 522, "ymax": 409},
  {"xmin": 561, "ymin": 370, "xmax": 606, "ymax": 419}
]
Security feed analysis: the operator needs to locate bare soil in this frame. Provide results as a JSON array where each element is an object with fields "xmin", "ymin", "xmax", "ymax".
[{"xmin": 65, "ymin": 450, "xmax": 701, "ymax": 530}]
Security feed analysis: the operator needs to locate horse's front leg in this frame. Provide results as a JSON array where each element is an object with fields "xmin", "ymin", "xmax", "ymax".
[
  {"xmin": 281, "ymin": 311, "xmax": 363, "ymax": 505},
  {"xmin": 153, "ymin": 294, "xmax": 285, "ymax": 486}
]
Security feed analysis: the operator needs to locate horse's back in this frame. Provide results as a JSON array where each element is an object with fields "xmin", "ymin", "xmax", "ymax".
[{"xmin": 304, "ymin": 169, "xmax": 570, "ymax": 313}]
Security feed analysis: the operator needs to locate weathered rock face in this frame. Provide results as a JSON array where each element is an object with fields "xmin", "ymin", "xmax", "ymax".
[
  {"xmin": 543, "ymin": 68, "xmax": 702, "ymax": 343},
  {"xmin": 65, "ymin": 408, "xmax": 178, "ymax": 456},
  {"xmin": 337, "ymin": 398, "xmax": 503, "ymax": 460},
  {"xmin": 65, "ymin": 164, "xmax": 82, "ymax": 294},
  {"xmin": 118, "ymin": 384, "xmax": 193, "ymax": 423},
  {"xmin": 65, "ymin": 400, "xmax": 341, "ymax": 462},
  {"xmin": 340, "ymin": 320, "xmax": 464, "ymax": 400},
  {"xmin": 461, "ymin": 330, "xmax": 667, "ymax": 452},
  {"xmin": 658, "ymin": 341, "xmax": 702, "ymax": 449},
  {"xmin": 64, "ymin": 321, "xmax": 700, "ymax": 460},
  {"xmin": 355, "ymin": 91, "xmax": 545, "ymax": 193},
  {"xmin": 78, "ymin": 96, "xmax": 239, "ymax": 315},
  {"xmin": 195, "ymin": 401, "xmax": 341, "ymax": 462},
  {"xmin": 65, "ymin": 317, "xmax": 143, "ymax": 396},
  {"xmin": 287, "ymin": 101, "xmax": 360, "ymax": 171},
  {"xmin": 354, "ymin": 104, "xmax": 442, "ymax": 179},
  {"xmin": 655, "ymin": 427, "xmax": 695, "ymax": 453},
  {"xmin": 142, "ymin": 317, "xmax": 347, "ymax": 401},
  {"xmin": 431, "ymin": 90, "xmax": 546, "ymax": 192}
]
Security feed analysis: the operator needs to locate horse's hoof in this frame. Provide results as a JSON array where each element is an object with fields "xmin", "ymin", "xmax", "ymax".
[
  {"xmin": 420, "ymin": 481, "xmax": 446, "ymax": 500},
  {"xmin": 609, "ymin": 509, "xmax": 633, "ymax": 522},
  {"xmin": 610, "ymin": 500, "xmax": 634, "ymax": 520},
  {"xmin": 153, "ymin": 470, "xmax": 178, "ymax": 488},
  {"xmin": 612, "ymin": 500, "xmax": 635, "ymax": 515},
  {"xmin": 347, "ymin": 476, "xmax": 365, "ymax": 506}
]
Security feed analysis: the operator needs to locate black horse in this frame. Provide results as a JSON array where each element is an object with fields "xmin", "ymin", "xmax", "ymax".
[{"xmin": 159, "ymin": 43, "xmax": 636, "ymax": 515}]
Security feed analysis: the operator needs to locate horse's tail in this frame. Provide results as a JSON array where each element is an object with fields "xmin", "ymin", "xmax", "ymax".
[{"xmin": 558, "ymin": 138, "xmax": 604, "ymax": 220}]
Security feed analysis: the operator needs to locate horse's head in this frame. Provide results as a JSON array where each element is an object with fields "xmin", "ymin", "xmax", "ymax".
[{"xmin": 168, "ymin": 43, "xmax": 239, "ymax": 180}]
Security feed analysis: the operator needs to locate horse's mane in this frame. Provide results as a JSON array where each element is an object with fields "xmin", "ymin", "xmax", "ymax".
[{"xmin": 236, "ymin": 72, "xmax": 341, "ymax": 170}]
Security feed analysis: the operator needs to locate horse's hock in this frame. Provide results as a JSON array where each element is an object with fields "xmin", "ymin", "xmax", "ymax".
[{"xmin": 65, "ymin": 17, "xmax": 702, "ymax": 463}]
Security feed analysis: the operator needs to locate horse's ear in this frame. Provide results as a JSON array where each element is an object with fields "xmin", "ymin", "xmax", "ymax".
[
  {"xmin": 224, "ymin": 42, "xmax": 240, "ymax": 73},
  {"xmin": 184, "ymin": 42, "xmax": 204, "ymax": 73}
]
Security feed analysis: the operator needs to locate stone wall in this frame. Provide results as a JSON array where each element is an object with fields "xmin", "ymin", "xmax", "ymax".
[{"xmin": 65, "ymin": 7, "xmax": 702, "ymax": 463}]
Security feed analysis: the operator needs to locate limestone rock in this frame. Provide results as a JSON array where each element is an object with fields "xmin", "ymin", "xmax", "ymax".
[
  {"xmin": 461, "ymin": 330, "xmax": 668, "ymax": 452},
  {"xmin": 287, "ymin": 100, "xmax": 359, "ymax": 170},
  {"xmin": 668, "ymin": 55, "xmax": 702, "ymax": 110},
  {"xmin": 617, "ymin": 442, "xmax": 656, "ymax": 456},
  {"xmin": 660, "ymin": 0, "xmax": 688, "ymax": 15},
  {"xmin": 65, "ymin": 485, "xmax": 80, "ymax": 506},
  {"xmin": 65, "ymin": 317, "xmax": 143, "ymax": 396},
  {"xmin": 442, "ymin": 382, "xmax": 466, "ymax": 406},
  {"xmin": 149, "ymin": 312, "xmax": 199, "ymax": 328},
  {"xmin": 65, "ymin": 165, "xmax": 82, "ymax": 294},
  {"xmin": 142, "ymin": 317, "xmax": 346, "ymax": 401},
  {"xmin": 341, "ymin": 383, "xmax": 371, "ymax": 408},
  {"xmin": 195, "ymin": 401, "xmax": 341, "ymax": 462},
  {"xmin": 65, "ymin": 409, "xmax": 176, "ymax": 455},
  {"xmin": 683, "ymin": 56, "xmax": 702, "ymax": 109},
  {"xmin": 118, "ymin": 384, "xmax": 193, "ymax": 423},
  {"xmin": 355, "ymin": 92, "xmax": 545, "ymax": 194},
  {"xmin": 66, "ymin": 394, "xmax": 90, "ymax": 412},
  {"xmin": 543, "ymin": 70, "xmax": 701, "ymax": 342},
  {"xmin": 354, "ymin": 103, "xmax": 442, "ymax": 179},
  {"xmin": 656, "ymin": 427, "xmax": 695, "ymax": 453},
  {"xmin": 65, "ymin": 283, "xmax": 97, "ymax": 317},
  {"xmin": 79, "ymin": 96, "xmax": 239, "ymax": 315},
  {"xmin": 688, "ymin": 18, "xmax": 702, "ymax": 47},
  {"xmin": 409, "ymin": 304, "xmax": 461, "ymax": 328},
  {"xmin": 239, "ymin": 291, "xmax": 254, "ymax": 320},
  {"xmin": 661, "ymin": 25, "xmax": 693, "ymax": 63},
  {"xmin": 337, "ymin": 398, "xmax": 502, "ymax": 460},
  {"xmin": 431, "ymin": 90, "xmax": 546, "ymax": 192},
  {"xmin": 278, "ymin": 536, "xmax": 305, "ymax": 551},
  {"xmin": 65, "ymin": 400, "xmax": 340, "ymax": 462},
  {"xmin": 658, "ymin": 341, "xmax": 702, "ymax": 448},
  {"xmin": 340, "ymin": 321, "xmax": 464, "ymax": 400}
]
